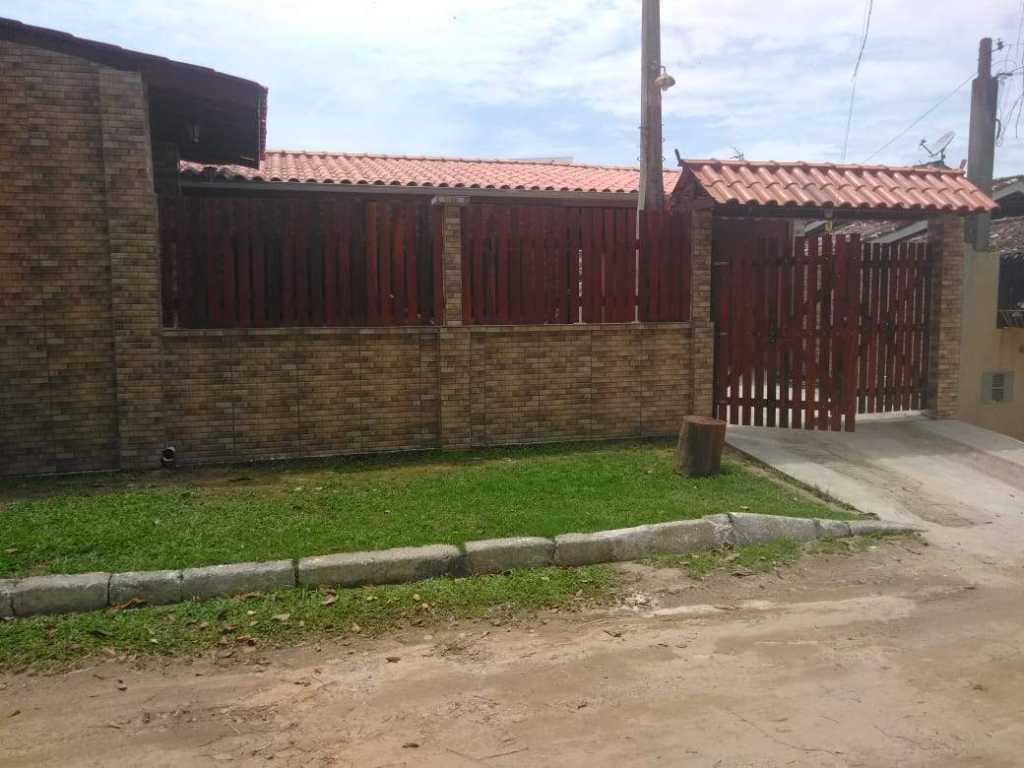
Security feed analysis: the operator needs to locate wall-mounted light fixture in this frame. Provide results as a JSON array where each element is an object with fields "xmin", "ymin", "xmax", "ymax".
[{"xmin": 654, "ymin": 66, "xmax": 676, "ymax": 91}]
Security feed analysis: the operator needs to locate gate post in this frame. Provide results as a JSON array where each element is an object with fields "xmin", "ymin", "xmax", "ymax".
[
  {"xmin": 690, "ymin": 208, "xmax": 714, "ymax": 417},
  {"xmin": 926, "ymin": 215, "xmax": 965, "ymax": 418}
]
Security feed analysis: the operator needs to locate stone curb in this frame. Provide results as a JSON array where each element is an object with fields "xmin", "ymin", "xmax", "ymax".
[
  {"xmin": 182, "ymin": 560, "xmax": 296, "ymax": 601},
  {"xmin": 1, "ymin": 515, "xmax": 921, "ymax": 619},
  {"xmin": 465, "ymin": 537, "xmax": 555, "ymax": 575},
  {"xmin": 298, "ymin": 544, "xmax": 461, "ymax": 588}
]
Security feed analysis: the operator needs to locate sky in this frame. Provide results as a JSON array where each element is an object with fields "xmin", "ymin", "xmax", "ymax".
[{"xmin": 7, "ymin": 0, "xmax": 1024, "ymax": 175}]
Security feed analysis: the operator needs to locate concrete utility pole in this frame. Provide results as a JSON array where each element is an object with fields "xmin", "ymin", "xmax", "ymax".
[
  {"xmin": 638, "ymin": 0, "xmax": 665, "ymax": 212},
  {"xmin": 966, "ymin": 37, "xmax": 998, "ymax": 250}
]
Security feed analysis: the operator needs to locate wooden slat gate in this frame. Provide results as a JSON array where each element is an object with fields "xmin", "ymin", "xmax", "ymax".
[{"xmin": 712, "ymin": 220, "xmax": 934, "ymax": 432}]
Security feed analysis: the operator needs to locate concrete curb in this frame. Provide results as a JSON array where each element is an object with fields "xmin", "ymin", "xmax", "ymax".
[
  {"xmin": 298, "ymin": 545, "xmax": 460, "ymax": 588},
  {"xmin": 1, "ymin": 515, "xmax": 921, "ymax": 619}
]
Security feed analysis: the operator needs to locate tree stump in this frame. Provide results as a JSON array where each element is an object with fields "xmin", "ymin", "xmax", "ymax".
[{"xmin": 674, "ymin": 416, "xmax": 727, "ymax": 477}]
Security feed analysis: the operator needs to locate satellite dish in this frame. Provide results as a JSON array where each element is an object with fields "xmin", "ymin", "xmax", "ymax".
[{"xmin": 919, "ymin": 131, "xmax": 955, "ymax": 162}]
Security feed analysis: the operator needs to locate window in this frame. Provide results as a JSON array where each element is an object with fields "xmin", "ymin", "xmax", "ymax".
[
  {"xmin": 997, "ymin": 255, "xmax": 1024, "ymax": 328},
  {"xmin": 981, "ymin": 371, "xmax": 1014, "ymax": 404}
]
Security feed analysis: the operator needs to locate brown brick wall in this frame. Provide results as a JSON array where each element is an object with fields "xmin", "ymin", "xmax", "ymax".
[
  {"xmin": 689, "ymin": 209, "xmax": 714, "ymax": 416},
  {"xmin": 0, "ymin": 41, "xmax": 122, "ymax": 475},
  {"xmin": 927, "ymin": 215, "xmax": 964, "ymax": 418},
  {"xmin": 158, "ymin": 323, "xmax": 692, "ymax": 466},
  {"xmin": 161, "ymin": 329, "xmax": 441, "ymax": 464}
]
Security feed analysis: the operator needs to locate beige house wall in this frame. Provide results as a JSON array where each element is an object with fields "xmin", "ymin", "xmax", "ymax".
[{"xmin": 958, "ymin": 245, "xmax": 1024, "ymax": 440}]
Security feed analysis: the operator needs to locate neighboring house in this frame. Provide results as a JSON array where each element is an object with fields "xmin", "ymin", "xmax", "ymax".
[{"xmin": 804, "ymin": 175, "xmax": 1024, "ymax": 440}]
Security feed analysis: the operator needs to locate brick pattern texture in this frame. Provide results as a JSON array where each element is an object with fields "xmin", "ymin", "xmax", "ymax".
[
  {"xmin": 158, "ymin": 324, "xmax": 690, "ymax": 465},
  {"xmin": 1, "ymin": 41, "xmax": 121, "ymax": 475},
  {"xmin": 689, "ymin": 209, "xmax": 715, "ymax": 416},
  {"xmin": 927, "ymin": 215, "xmax": 964, "ymax": 418},
  {"xmin": 162, "ymin": 329, "xmax": 439, "ymax": 463}
]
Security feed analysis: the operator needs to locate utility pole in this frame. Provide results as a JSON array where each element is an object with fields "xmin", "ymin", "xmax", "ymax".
[
  {"xmin": 966, "ymin": 37, "xmax": 997, "ymax": 250},
  {"xmin": 638, "ymin": 0, "xmax": 665, "ymax": 212}
]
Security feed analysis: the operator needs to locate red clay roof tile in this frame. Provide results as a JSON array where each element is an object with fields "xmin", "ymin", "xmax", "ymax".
[
  {"xmin": 681, "ymin": 159, "xmax": 997, "ymax": 213},
  {"xmin": 181, "ymin": 151, "xmax": 681, "ymax": 196}
]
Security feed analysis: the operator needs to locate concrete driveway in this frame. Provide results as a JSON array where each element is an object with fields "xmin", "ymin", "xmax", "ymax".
[{"xmin": 728, "ymin": 414, "xmax": 1024, "ymax": 564}]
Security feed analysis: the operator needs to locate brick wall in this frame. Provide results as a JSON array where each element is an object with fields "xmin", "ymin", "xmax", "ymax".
[
  {"xmin": 161, "ymin": 328, "xmax": 440, "ymax": 464},
  {"xmin": 0, "ymin": 41, "xmax": 126, "ymax": 475},
  {"xmin": 159, "ymin": 323, "xmax": 692, "ymax": 466},
  {"xmin": 927, "ymin": 215, "xmax": 965, "ymax": 418}
]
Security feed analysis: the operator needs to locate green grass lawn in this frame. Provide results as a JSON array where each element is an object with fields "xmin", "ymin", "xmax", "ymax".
[
  {"xmin": 0, "ymin": 566, "xmax": 614, "ymax": 671},
  {"xmin": 0, "ymin": 440, "xmax": 850, "ymax": 578}
]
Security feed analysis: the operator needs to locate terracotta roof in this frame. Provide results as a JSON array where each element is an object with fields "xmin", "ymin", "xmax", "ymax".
[
  {"xmin": 180, "ymin": 151, "xmax": 680, "ymax": 196},
  {"xmin": 681, "ymin": 159, "xmax": 997, "ymax": 213},
  {"xmin": 991, "ymin": 215, "xmax": 1024, "ymax": 257}
]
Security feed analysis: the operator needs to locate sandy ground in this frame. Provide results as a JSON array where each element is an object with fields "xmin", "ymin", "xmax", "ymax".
[{"xmin": 2, "ymin": 532, "xmax": 1023, "ymax": 768}]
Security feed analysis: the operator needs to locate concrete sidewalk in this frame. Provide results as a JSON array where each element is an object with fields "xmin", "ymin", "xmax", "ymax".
[{"xmin": 727, "ymin": 414, "xmax": 1024, "ymax": 563}]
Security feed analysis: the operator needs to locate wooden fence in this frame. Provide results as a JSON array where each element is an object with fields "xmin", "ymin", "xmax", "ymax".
[
  {"xmin": 857, "ymin": 241, "xmax": 933, "ymax": 413},
  {"xmin": 460, "ymin": 204, "xmax": 691, "ymax": 325},
  {"xmin": 712, "ymin": 227, "xmax": 933, "ymax": 432},
  {"xmin": 159, "ymin": 195, "xmax": 441, "ymax": 328}
]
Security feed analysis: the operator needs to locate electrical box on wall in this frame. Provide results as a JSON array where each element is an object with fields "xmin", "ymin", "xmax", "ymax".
[{"xmin": 981, "ymin": 371, "xmax": 1014, "ymax": 404}]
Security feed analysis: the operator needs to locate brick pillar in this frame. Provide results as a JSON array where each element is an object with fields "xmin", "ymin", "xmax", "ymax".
[
  {"xmin": 926, "ymin": 215, "xmax": 964, "ymax": 418},
  {"xmin": 442, "ymin": 204, "xmax": 464, "ymax": 326},
  {"xmin": 689, "ymin": 207, "xmax": 715, "ymax": 416},
  {"xmin": 437, "ymin": 201, "xmax": 472, "ymax": 448},
  {"xmin": 98, "ymin": 69, "xmax": 165, "ymax": 469}
]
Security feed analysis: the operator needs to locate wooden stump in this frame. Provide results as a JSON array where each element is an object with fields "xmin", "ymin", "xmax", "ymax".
[{"xmin": 674, "ymin": 416, "xmax": 727, "ymax": 477}]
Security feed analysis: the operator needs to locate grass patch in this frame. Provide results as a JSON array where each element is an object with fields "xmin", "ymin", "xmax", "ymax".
[
  {"xmin": 0, "ymin": 565, "xmax": 615, "ymax": 672},
  {"xmin": 646, "ymin": 539, "xmax": 804, "ymax": 579},
  {"xmin": 0, "ymin": 440, "xmax": 851, "ymax": 578}
]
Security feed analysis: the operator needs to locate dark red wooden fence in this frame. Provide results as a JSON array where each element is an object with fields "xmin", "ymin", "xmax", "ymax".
[
  {"xmin": 159, "ymin": 195, "xmax": 441, "ymax": 328},
  {"xmin": 460, "ymin": 204, "xmax": 690, "ymax": 324},
  {"xmin": 712, "ymin": 225, "xmax": 933, "ymax": 432},
  {"xmin": 857, "ymin": 241, "xmax": 933, "ymax": 413}
]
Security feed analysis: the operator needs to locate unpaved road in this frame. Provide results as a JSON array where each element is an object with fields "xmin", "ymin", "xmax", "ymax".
[{"xmin": 2, "ymin": 533, "xmax": 1023, "ymax": 767}]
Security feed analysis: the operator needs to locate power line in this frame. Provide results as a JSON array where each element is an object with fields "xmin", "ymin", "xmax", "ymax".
[
  {"xmin": 863, "ymin": 73, "xmax": 974, "ymax": 163},
  {"xmin": 841, "ymin": 0, "xmax": 874, "ymax": 162}
]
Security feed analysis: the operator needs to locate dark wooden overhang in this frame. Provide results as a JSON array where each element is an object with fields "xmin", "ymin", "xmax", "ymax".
[{"xmin": 0, "ymin": 16, "xmax": 266, "ymax": 167}]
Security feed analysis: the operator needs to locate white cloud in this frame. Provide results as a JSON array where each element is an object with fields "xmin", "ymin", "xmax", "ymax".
[{"xmin": 7, "ymin": 0, "xmax": 1024, "ymax": 173}]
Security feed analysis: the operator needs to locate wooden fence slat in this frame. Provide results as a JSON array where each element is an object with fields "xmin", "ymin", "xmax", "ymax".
[
  {"xmin": 844, "ymin": 234, "xmax": 861, "ymax": 431},
  {"xmin": 175, "ymin": 197, "xmax": 192, "ymax": 327},
  {"xmin": 337, "ymin": 200, "xmax": 352, "ymax": 324},
  {"xmin": 235, "ymin": 198, "xmax": 251, "ymax": 328},
  {"xmin": 365, "ymin": 202, "xmax": 379, "ymax": 324},
  {"xmin": 432, "ymin": 205, "xmax": 443, "ymax": 325},
  {"xmin": 765, "ymin": 235, "xmax": 779, "ymax": 427},
  {"xmin": 803, "ymin": 236, "xmax": 818, "ymax": 430},
  {"xmin": 497, "ymin": 206, "xmax": 510, "ymax": 323},
  {"xmin": 790, "ymin": 237, "xmax": 803, "ymax": 429},
  {"xmin": 296, "ymin": 201, "xmax": 312, "ymax": 325},
  {"xmin": 321, "ymin": 200, "xmax": 337, "ymax": 326},
  {"xmin": 389, "ymin": 203, "xmax": 405, "ymax": 324}
]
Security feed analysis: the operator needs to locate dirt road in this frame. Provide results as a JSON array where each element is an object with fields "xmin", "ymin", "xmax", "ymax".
[{"xmin": 3, "ymin": 533, "xmax": 1023, "ymax": 768}]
